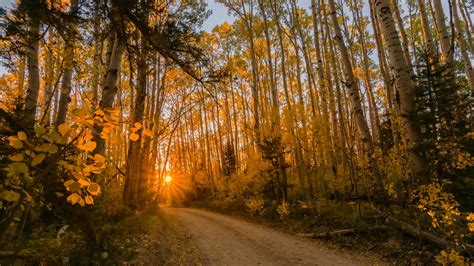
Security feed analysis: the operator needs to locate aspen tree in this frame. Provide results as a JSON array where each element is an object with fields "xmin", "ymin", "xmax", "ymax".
[
  {"xmin": 23, "ymin": 0, "xmax": 41, "ymax": 130},
  {"xmin": 452, "ymin": 0, "xmax": 474, "ymax": 92},
  {"xmin": 372, "ymin": 0, "xmax": 428, "ymax": 182},
  {"xmin": 55, "ymin": 0, "xmax": 79, "ymax": 127},
  {"xmin": 328, "ymin": 0, "xmax": 384, "ymax": 195}
]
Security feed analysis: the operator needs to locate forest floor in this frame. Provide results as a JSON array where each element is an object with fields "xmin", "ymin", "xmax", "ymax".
[{"xmin": 162, "ymin": 206, "xmax": 381, "ymax": 265}]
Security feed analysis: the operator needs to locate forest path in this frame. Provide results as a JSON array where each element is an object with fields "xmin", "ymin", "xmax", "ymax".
[{"xmin": 162, "ymin": 206, "xmax": 382, "ymax": 265}]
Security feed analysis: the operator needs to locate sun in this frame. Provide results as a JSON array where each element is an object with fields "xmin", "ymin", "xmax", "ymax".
[{"xmin": 164, "ymin": 175, "xmax": 172, "ymax": 184}]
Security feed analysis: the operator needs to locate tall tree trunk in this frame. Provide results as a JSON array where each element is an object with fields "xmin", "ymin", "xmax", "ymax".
[
  {"xmin": 55, "ymin": 0, "xmax": 79, "ymax": 127},
  {"xmin": 417, "ymin": 0, "xmax": 437, "ymax": 59},
  {"xmin": 372, "ymin": 0, "xmax": 428, "ymax": 183},
  {"xmin": 452, "ymin": 0, "xmax": 474, "ymax": 92},
  {"xmin": 16, "ymin": 56, "xmax": 26, "ymax": 99},
  {"xmin": 23, "ymin": 0, "xmax": 41, "ymax": 131},
  {"xmin": 93, "ymin": 31, "xmax": 124, "ymax": 157},
  {"xmin": 328, "ymin": 0, "xmax": 384, "ymax": 195},
  {"xmin": 391, "ymin": 0, "xmax": 413, "ymax": 68}
]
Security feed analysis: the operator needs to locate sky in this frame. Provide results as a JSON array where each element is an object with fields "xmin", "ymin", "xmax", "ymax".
[
  {"xmin": 0, "ymin": 0, "xmax": 236, "ymax": 74},
  {"xmin": 203, "ymin": 1, "xmax": 235, "ymax": 31}
]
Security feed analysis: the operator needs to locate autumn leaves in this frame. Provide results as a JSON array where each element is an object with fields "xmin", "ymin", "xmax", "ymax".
[
  {"xmin": 129, "ymin": 121, "xmax": 154, "ymax": 142},
  {"xmin": 3, "ymin": 103, "xmax": 154, "ymax": 209}
]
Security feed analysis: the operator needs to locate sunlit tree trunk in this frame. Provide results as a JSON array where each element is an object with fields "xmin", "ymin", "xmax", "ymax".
[{"xmin": 391, "ymin": 0, "xmax": 413, "ymax": 68}]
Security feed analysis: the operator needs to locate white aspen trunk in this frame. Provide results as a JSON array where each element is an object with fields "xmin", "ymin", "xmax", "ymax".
[
  {"xmin": 23, "ymin": 6, "xmax": 40, "ymax": 131},
  {"xmin": 55, "ymin": 0, "xmax": 79, "ymax": 127},
  {"xmin": 373, "ymin": 0, "xmax": 428, "ymax": 182},
  {"xmin": 417, "ymin": 0, "xmax": 437, "ymax": 58},
  {"xmin": 452, "ymin": 0, "xmax": 474, "ymax": 92},
  {"xmin": 328, "ymin": 0, "xmax": 384, "ymax": 194},
  {"xmin": 93, "ymin": 30, "xmax": 124, "ymax": 157},
  {"xmin": 433, "ymin": 0, "xmax": 454, "ymax": 64}
]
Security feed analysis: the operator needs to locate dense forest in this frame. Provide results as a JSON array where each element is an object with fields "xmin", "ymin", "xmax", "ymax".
[{"xmin": 0, "ymin": 0, "xmax": 473, "ymax": 264}]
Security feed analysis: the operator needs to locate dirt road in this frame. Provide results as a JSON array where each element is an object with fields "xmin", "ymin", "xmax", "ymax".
[{"xmin": 162, "ymin": 207, "xmax": 381, "ymax": 265}]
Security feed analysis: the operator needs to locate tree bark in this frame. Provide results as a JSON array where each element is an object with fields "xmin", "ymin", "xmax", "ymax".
[
  {"xmin": 373, "ymin": 0, "xmax": 428, "ymax": 183},
  {"xmin": 23, "ymin": 0, "xmax": 41, "ymax": 131},
  {"xmin": 55, "ymin": 0, "xmax": 79, "ymax": 127},
  {"xmin": 328, "ymin": 0, "xmax": 384, "ymax": 195}
]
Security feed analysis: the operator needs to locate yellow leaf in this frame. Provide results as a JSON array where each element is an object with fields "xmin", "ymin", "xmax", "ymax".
[
  {"xmin": 133, "ymin": 122, "xmax": 142, "ymax": 130},
  {"xmin": 144, "ymin": 129, "xmax": 153, "ymax": 137},
  {"xmin": 17, "ymin": 131, "xmax": 27, "ymax": 141},
  {"xmin": 0, "ymin": 190, "xmax": 20, "ymax": 202},
  {"xmin": 129, "ymin": 133, "xmax": 139, "ymax": 142},
  {"xmin": 55, "ymin": 137, "xmax": 67, "ymax": 145},
  {"xmin": 37, "ymin": 144, "xmax": 49, "ymax": 152},
  {"xmin": 94, "ymin": 109, "xmax": 105, "ymax": 116},
  {"xmin": 58, "ymin": 124, "xmax": 70, "ymax": 136},
  {"xmin": 100, "ymin": 131, "xmax": 110, "ymax": 140},
  {"xmin": 66, "ymin": 193, "xmax": 81, "ymax": 205},
  {"xmin": 55, "ymin": 192, "xmax": 64, "ymax": 197},
  {"xmin": 85, "ymin": 141, "xmax": 97, "ymax": 152},
  {"xmin": 34, "ymin": 126, "xmax": 46, "ymax": 135},
  {"xmin": 10, "ymin": 162, "xmax": 28, "ymax": 175},
  {"xmin": 64, "ymin": 180, "xmax": 81, "ymax": 192},
  {"xmin": 8, "ymin": 136, "xmax": 23, "ymax": 149},
  {"xmin": 78, "ymin": 141, "xmax": 97, "ymax": 152},
  {"xmin": 46, "ymin": 144, "xmax": 58, "ymax": 154},
  {"xmin": 31, "ymin": 153, "xmax": 46, "ymax": 166},
  {"xmin": 72, "ymin": 108, "xmax": 89, "ymax": 118},
  {"xmin": 50, "ymin": 131, "xmax": 60, "ymax": 142},
  {"xmin": 87, "ymin": 183, "xmax": 101, "ymax": 196},
  {"xmin": 10, "ymin": 153, "xmax": 24, "ymax": 162},
  {"xmin": 77, "ymin": 178, "xmax": 90, "ymax": 187},
  {"xmin": 64, "ymin": 179, "xmax": 75, "ymax": 187},
  {"xmin": 85, "ymin": 195, "xmax": 94, "ymax": 205},
  {"xmin": 94, "ymin": 154, "xmax": 105, "ymax": 163}
]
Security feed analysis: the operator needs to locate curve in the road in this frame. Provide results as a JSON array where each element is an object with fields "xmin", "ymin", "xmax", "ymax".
[{"xmin": 163, "ymin": 207, "xmax": 382, "ymax": 266}]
